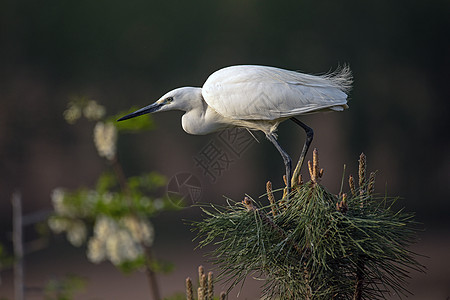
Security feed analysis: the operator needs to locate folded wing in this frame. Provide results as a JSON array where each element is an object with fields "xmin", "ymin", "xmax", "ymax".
[{"xmin": 202, "ymin": 65, "xmax": 352, "ymax": 121}]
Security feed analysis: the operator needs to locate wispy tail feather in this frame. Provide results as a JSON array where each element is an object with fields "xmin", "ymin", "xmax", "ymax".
[{"xmin": 324, "ymin": 64, "xmax": 353, "ymax": 94}]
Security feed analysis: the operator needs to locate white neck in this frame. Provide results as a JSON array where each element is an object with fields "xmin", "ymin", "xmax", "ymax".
[{"xmin": 180, "ymin": 91, "xmax": 229, "ymax": 135}]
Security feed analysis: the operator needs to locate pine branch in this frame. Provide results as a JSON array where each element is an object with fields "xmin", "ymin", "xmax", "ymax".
[
  {"xmin": 194, "ymin": 151, "xmax": 425, "ymax": 299},
  {"xmin": 242, "ymin": 197, "xmax": 303, "ymax": 256}
]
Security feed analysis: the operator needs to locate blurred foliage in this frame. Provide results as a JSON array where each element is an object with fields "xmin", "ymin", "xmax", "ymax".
[
  {"xmin": 43, "ymin": 274, "xmax": 86, "ymax": 300},
  {"xmin": 48, "ymin": 99, "xmax": 180, "ymax": 279},
  {"xmin": 63, "ymin": 96, "xmax": 154, "ymax": 132},
  {"xmin": 50, "ymin": 171, "xmax": 174, "ymax": 220},
  {"xmin": 47, "ymin": 170, "xmax": 178, "ymax": 270},
  {"xmin": 107, "ymin": 107, "xmax": 155, "ymax": 132},
  {"xmin": 0, "ymin": 243, "xmax": 14, "ymax": 271}
]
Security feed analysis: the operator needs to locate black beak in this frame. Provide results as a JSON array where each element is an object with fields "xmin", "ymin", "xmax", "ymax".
[{"xmin": 117, "ymin": 102, "xmax": 164, "ymax": 121}]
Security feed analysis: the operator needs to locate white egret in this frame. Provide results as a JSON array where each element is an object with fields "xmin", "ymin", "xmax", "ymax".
[{"xmin": 118, "ymin": 65, "xmax": 352, "ymax": 192}]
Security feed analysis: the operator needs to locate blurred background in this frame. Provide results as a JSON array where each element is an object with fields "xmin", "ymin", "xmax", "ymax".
[{"xmin": 1, "ymin": 0, "xmax": 449, "ymax": 298}]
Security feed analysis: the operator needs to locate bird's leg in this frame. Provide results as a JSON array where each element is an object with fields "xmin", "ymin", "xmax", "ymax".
[
  {"xmin": 266, "ymin": 133, "xmax": 292, "ymax": 195},
  {"xmin": 290, "ymin": 117, "xmax": 314, "ymax": 187}
]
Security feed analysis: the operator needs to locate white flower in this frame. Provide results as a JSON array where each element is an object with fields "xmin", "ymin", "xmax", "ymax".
[
  {"xmin": 106, "ymin": 229, "xmax": 140, "ymax": 265},
  {"xmin": 83, "ymin": 100, "xmax": 106, "ymax": 121},
  {"xmin": 63, "ymin": 104, "xmax": 81, "ymax": 124},
  {"xmin": 94, "ymin": 215, "xmax": 117, "ymax": 240},
  {"xmin": 87, "ymin": 237, "xmax": 106, "ymax": 263},
  {"xmin": 48, "ymin": 216, "xmax": 69, "ymax": 234},
  {"xmin": 105, "ymin": 232, "xmax": 121, "ymax": 265},
  {"xmin": 93, "ymin": 122, "xmax": 117, "ymax": 160},
  {"xmin": 51, "ymin": 188, "xmax": 73, "ymax": 216},
  {"xmin": 66, "ymin": 220, "xmax": 87, "ymax": 247},
  {"xmin": 121, "ymin": 216, "xmax": 155, "ymax": 247},
  {"xmin": 90, "ymin": 215, "xmax": 148, "ymax": 266}
]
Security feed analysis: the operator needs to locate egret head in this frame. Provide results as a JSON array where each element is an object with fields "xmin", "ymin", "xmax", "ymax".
[{"xmin": 117, "ymin": 87, "xmax": 202, "ymax": 121}]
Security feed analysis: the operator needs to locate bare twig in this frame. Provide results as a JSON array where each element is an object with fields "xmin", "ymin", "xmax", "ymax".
[{"xmin": 12, "ymin": 191, "xmax": 24, "ymax": 300}]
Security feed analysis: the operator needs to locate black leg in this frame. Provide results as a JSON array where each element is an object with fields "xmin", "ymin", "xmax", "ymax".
[
  {"xmin": 266, "ymin": 133, "xmax": 292, "ymax": 194},
  {"xmin": 290, "ymin": 117, "xmax": 314, "ymax": 186}
]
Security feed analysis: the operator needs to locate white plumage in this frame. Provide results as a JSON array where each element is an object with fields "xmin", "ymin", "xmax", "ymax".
[
  {"xmin": 203, "ymin": 65, "xmax": 350, "ymax": 121},
  {"xmin": 118, "ymin": 65, "xmax": 352, "ymax": 192}
]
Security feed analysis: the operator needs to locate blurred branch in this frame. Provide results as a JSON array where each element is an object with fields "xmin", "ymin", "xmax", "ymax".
[{"xmin": 12, "ymin": 191, "xmax": 24, "ymax": 300}]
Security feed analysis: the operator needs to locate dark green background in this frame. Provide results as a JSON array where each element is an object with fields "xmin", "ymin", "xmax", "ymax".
[{"xmin": 1, "ymin": 0, "xmax": 449, "ymax": 298}]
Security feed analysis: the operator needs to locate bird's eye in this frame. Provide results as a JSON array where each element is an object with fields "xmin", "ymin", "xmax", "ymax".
[{"xmin": 165, "ymin": 97, "xmax": 174, "ymax": 103}]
